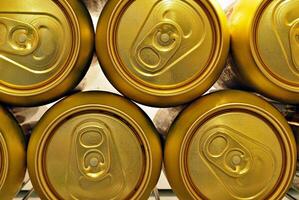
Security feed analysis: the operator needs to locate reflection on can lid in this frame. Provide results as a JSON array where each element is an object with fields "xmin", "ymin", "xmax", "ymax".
[
  {"xmin": 27, "ymin": 91, "xmax": 162, "ymax": 200},
  {"xmin": 231, "ymin": 0, "xmax": 299, "ymax": 103},
  {"xmin": 0, "ymin": 106, "xmax": 26, "ymax": 199},
  {"xmin": 0, "ymin": 0, "xmax": 94, "ymax": 106},
  {"xmin": 96, "ymin": 0, "xmax": 229, "ymax": 107},
  {"xmin": 164, "ymin": 90, "xmax": 296, "ymax": 200}
]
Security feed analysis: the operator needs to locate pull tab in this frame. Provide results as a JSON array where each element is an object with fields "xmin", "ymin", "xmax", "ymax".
[
  {"xmin": 0, "ymin": 17, "xmax": 38, "ymax": 55},
  {"xmin": 66, "ymin": 119, "xmax": 125, "ymax": 200},
  {"xmin": 290, "ymin": 21, "xmax": 299, "ymax": 70},
  {"xmin": 135, "ymin": 21, "xmax": 182, "ymax": 74},
  {"xmin": 77, "ymin": 125, "xmax": 109, "ymax": 180},
  {"xmin": 0, "ymin": 14, "xmax": 65, "ymax": 80},
  {"xmin": 129, "ymin": 0, "xmax": 206, "ymax": 79},
  {"xmin": 199, "ymin": 125, "xmax": 276, "ymax": 199},
  {"xmin": 203, "ymin": 132, "xmax": 252, "ymax": 177}
]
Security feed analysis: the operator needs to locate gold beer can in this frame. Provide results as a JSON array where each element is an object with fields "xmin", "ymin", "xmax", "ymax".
[
  {"xmin": 228, "ymin": 0, "xmax": 299, "ymax": 103},
  {"xmin": 96, "ymin": 0, "xmax": 229, "ymax": 107},
  {"xmin": 0, "ymin": 0, "xmax": 94, "ymax": 106},
  {"xmin": 0, "ymin": 106, "xmax": 26, "ymax": 199},
  {"xmin": 27, "ymin": 91, "xmax": 162, "ymax": 200},
  {"xmin": 164, "ymin": 90, "xmax": 296, "ymax": 200}
]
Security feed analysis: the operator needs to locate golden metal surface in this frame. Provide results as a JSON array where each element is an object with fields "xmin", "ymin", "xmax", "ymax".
[
  {"xmin": 28, "ymin": 91, "xmax": 162, "ymax": 200},
  {"xmin": 230, "ymin": 0, "xmax": 299, "ymax": 103},
  {"xmin": 0, "ymin": 106, "xmax": 26, "ymax": 200},
  {"xmin": 292, "ymin": 126, "xmax": 299, "ymax": 159},
  {"xmin": 0, "ymin": 0, "xmax": 94, "ymax": 106},
  {"xmin": 96, "ymin": 0, "xmax": 229, "ymax": 107},
  {"xmin": 164, "ymin": 90, "xmax": 296, "ymax": 200}
]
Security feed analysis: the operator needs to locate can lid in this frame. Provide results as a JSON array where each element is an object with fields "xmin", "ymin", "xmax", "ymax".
[
  {"xmin": 164, "ymin": 90, "xmax": 296, "ymax": 200},
  {"xmin": 0, "ymin": 106, "xmax": 26, "ymax": 199},
  {"xmin": 231, "ymin": 0, "xmax": 299, "ymax": 103},
  {"xmin": 96, "ymin": 0, "xmax": 229, "ymax": 107},
  {"xmin": 28, "ymin": 91, "xmax": 162, "ymax": 200},
  {"xmin": 0, "ymin": 0, "xmax": 94, "ymax": 106}
]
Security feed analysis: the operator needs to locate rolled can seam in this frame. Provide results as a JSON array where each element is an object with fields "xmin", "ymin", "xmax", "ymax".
[
  {"xmin": 154, "ymin": 90, "xmax": 298, "ymax": 138},
  {"xmin": 0, "ymin": 106, "xmax": 26, "ymax": 200},
  {"xmin": 217, "ymin": 0, "xmax": 299, "ymax": 104},
  {"xmin": 162, "ymin": 90, "xmax": 296, "ymax": 199},
  {"xmin": 27, "ymin": 91, "xmax": 163, "ymax": 200},
  {"xmin": 0, "ymin": 0, "xmax": 94, "ymax": 107}
]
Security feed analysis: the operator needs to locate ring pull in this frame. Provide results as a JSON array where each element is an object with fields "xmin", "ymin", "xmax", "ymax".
[
  {"xmin": 0, "ymin": 17, "xmax": 38, "ymax": 55},
  {"xmin": 66, "ymin": 119, "xmax": 125, "ymax": 200}
]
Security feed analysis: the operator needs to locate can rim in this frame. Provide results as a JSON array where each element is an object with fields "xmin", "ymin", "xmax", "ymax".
[
  {"xmin": 164, "ymin": 90, "xmax": 296, "ymax": 199},
  {"xmin": 0, "ymin": 0, "xmax": 94, "ymax": 106},
  {"xmin": 96, "ymin": 0, "xmax": 229, "ymax": 107},
  {"xmin": 230, "ymin": 0, "xmax": 299, "ymax": 103},
  {"xmin": 251, "ymin": 0, "xmax": 299, "ymax": 91},
  {"xmin": 27, "ymin": 91, "xmax": 162, "ymax": 200},
  {"xmin": 0, "ymin": 106, "xmax": 26, "ymax": 199}
]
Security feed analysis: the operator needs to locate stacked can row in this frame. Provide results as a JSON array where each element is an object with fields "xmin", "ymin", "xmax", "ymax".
[
  {"xmin": 0, "ymin": 0, "xmax": 299, "ymax": 200},
  {"xmin": 3, "ymin": 0, "xmax": 299, "ymax": 107},
  {"xmin": 1, "ymin": 89, "xmax": 297, "ymax": 200}
]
